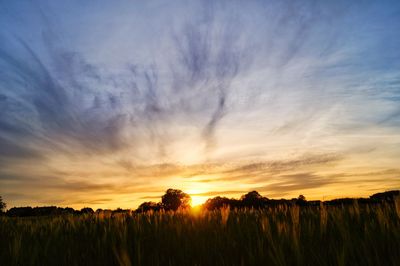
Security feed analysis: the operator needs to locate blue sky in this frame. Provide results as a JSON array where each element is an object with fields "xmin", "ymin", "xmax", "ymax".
[{"xmin": 0, "ymin": 0, "xmax": 399, "ymax": 208}]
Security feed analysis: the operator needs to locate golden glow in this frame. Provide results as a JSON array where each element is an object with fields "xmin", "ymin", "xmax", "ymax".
[
  {"xmin": 190, "ymin": 195, "xmax": 208, "ymax": 207},
  {"xmin": 186, "ymin": 185, "xmax": 211, "ymax": 207},
  {"xmin": 4, "ymin": 148, "xmax": 400, "ymax": 209}
]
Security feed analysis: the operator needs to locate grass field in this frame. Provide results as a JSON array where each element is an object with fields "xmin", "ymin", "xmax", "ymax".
[{"xmin": 1, "ymin": 202, "xmax": 399, "ymax": 266}]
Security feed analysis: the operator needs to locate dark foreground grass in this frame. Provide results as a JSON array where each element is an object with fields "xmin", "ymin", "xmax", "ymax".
[{"xmin": 1, "ymin": 202, "xmax": 399, "ymax": 266}]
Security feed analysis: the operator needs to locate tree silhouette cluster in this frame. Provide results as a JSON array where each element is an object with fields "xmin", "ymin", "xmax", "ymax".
[
  {"xmin": 0, "ymin": 196, "xmax": 6, "ymax": 213},
  {"xmin": 0, "ymin": 190, "xmax": 398, "ymax": 217},
  {"xmin": 203, "ymin": 190, "xmax": 400, "ymax": 210},
  {"xmin": 136, "ymin": 189, "xmax": 400, "ymax": 212},
  {"xmin": 136, "ymin": 189, "xmax": 191, "ymax": 213},
  {"xmin": 203, "ymin": 191, "xmax": 312, "ymax": 210},
  {"xmin": 5, "ymin": 206, "xmax": 97, "ymax": 217}
]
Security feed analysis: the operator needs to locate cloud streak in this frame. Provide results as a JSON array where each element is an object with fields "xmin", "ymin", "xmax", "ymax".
[{"xmin": 0, "ymin": 0, "xmax": 399, "ymax": 208}]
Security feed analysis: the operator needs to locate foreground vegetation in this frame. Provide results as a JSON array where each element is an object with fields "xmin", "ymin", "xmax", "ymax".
[{"xmin": 1, "ymin": 202, "xmax": 399, "ymax": 266}]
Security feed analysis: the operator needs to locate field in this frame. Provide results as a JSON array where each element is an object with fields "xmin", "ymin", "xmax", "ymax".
[{"xmin": 1, "ymin": 203, "xmax": 399, "ymax": 266}]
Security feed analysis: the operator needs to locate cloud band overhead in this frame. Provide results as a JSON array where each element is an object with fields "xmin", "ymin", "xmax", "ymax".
[{"xmin": 0, "ymin": 0, "xmax": 399, "ymax": 208}]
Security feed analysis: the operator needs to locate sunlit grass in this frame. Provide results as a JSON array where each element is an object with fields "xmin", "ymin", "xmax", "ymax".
[{"xmin": 1, "ymin": 203, "xmax": 399, "ymax": 265}]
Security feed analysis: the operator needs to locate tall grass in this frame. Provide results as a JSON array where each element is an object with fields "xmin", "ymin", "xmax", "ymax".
[{"xmin": 1, "ymin": 202, "xmax": 399, "ymax": 266}]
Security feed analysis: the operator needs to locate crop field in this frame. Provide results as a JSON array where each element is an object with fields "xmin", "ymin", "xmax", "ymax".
[{"xmin": 1, "ymin": 203, "xmax": 399, "ymax": 266}]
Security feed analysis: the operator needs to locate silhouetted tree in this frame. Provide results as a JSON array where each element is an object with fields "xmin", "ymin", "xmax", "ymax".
[
  {"xmin": 63, "ymin": 207, "xmax": 76, "ymax": 214},
  {"xmin": 241, "ymin": 191, "xmax": 262, "ymax": 201},
  {"xmin": 298, "ymin": 195, "xmax": 306, "ymax": 201},
  {"xmin": 96, "ymin": 209, "xmax": 113, "ymax": 215},
  {"xmin": 7, "ymin": 207, "xmax": 33, "ymax": 217},
  {"xmin": 34, "ymin": 206, "xmax": 59, "ymax": 216},
  {"xmin": 370, "ymin": 190, "xmax": 399, "ymax": 202},
  {"xmin": 137, "ymin": 201, "xmax": 163, "ymax": 212},
  {"xmin": 324, "ymin": 198, "xmax": 358, "ymax": 206},
  {"xmin": 0, "ymin": 196, "xmax": 6, "ymax": 213},
  {"xmin": 241, "ymin": 191, "xmax": 268, "ymax": 208},
  {"xmin": 80, "ymin": 207, "xmax": 94, "ymax": 214},
  {"xmin": 161, "ymin": 189, "xmax": 191, "ymax": 211},
  {"xmin": 203, "ymin": 196, "xmax": 238, "ymax": 210},
  {"xmin": 112, "ymin": 208, "xmax": 130, "ymax": 214},
  {"xmin": 7, "ymin": 206, "xmax": 76, "ymax": 216},
  {"xmin": 296, "ymin": 194, "xmax": 307, "ymax": 206}
]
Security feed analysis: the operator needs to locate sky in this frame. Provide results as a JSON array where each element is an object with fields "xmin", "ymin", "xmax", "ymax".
[{"xmin": 0, "ymin": 0, "xmax": 399, "ymax": 209}]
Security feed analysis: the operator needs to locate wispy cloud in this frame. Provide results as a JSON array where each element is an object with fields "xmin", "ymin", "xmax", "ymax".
[
  {"xmin": 0, "ymin": 0, "xmax": 399, "ymax": 208},
  {"xmin": 258, "ymin": 172, "xmax": 338, "ymax": 195}
]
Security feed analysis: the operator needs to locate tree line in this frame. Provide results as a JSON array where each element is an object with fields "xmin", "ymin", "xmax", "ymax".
[
  {"xmin": 0, "ymin": 189, "xmax": 398, "ymax": 217},
  {"xmin": 137, "ymin": 189, "xmax": 399, "ymax": 212}
]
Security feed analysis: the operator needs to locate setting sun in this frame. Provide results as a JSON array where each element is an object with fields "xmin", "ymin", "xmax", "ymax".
[
  {"xmin": 186, "ymin": 184, "xmax": 213, "ymax": 207},
  {"xmin": 190, "ymin": 195, "xmax": 208, "ymax": 207}
]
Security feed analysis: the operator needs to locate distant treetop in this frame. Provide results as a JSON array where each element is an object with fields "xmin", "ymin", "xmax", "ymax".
[
  {"xmin": 162, "ymin": 188, "xmax": 191, "ymax": 211},
  {"xmin": 0, "ymin": 196, "xmax": 6, "ymax": 213}
]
